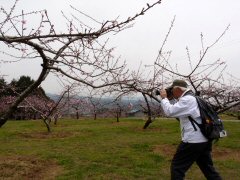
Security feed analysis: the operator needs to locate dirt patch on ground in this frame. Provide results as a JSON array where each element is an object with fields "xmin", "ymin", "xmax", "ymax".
[
  {"xmin": 18, "ymin": 131, "xmax": 74, "ymax": 139},
  {"xmin": 153, "ymin": 144, "xmax": 176, "ymax": 160},
  {"xmin": 212, "ymin": 147, "xmax": 240, "ymax": 161},
  {"xmin": 0, "ymin": 155, "xmax": 63, "ymax": 180},
  {"xmin": 153, "ymin": 144, "xmax": 240, "ymax": 162}
]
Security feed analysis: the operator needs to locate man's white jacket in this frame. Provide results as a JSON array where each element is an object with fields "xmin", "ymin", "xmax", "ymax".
[{"xmin": 161, "ymin": 90, "xmax": 208, "ymax": 143}]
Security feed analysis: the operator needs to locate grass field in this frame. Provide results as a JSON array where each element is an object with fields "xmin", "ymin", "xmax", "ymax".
[{"xmin": 0, "ymin": 118, "xmax": 239, "ymax": 179}]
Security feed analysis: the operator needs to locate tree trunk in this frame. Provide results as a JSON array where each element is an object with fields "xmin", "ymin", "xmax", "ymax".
[
  {"xmin": 117, "ymin": 112, "xmax": 119, "ymax": 122},
  {"xmin": 142, "ymin": 93, "xmax": 152, "ymax": 129},
  {"xmin": 43, "ymin": 118, "xmax": 51, "ymax": 133},
  {"xmin": 143, "ymin": 117, "xmax": 152, "ymax": 129},
  {"xmin": 54, "ymin": 117, "xmax": 58, "ymax": 125},
  {"xmin": 0, "ymin": 118, "xmax": 7, "ymax": 127},
  {"xmin": 0, "ymin": 41, "xmax": 49, "ymax": 127}
]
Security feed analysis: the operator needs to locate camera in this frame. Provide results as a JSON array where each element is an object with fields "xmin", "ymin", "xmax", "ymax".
[
  {"xmin": 155, "ymin": 89, "xmax": 160, "ymax": 96},
  {"xmin": 165, "ymin": 87, "xmax": 173, "ymax": 99},
  {"xmin": 155, "ymin": 87, "xmax": 173, "ymax": 99}
]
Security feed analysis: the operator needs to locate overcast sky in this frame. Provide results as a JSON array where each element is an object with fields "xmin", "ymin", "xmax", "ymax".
[{"xmin": 1, "ymin": 0, "xmax": 240, "ymax": 94}]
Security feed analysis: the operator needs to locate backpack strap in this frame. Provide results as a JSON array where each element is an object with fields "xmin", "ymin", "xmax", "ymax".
[
  {"xmin": 183, "ymin": 90, "xmax": 195, "ymax": 97},
  {"xmin": 188, "ymin": 116, "xmax": 199, "ymax": 131},
  {"xmin": 183, "ymin": 91, "xmax": 202, "ymax": 131}
]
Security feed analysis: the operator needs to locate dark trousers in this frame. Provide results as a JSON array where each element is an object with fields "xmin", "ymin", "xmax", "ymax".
[{"xmin": 171, "ymin": 141, "xmax": 222, "ymax": 180}]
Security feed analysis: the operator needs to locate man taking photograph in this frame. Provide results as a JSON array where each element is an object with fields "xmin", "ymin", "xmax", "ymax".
[{"xmin": 160, "ymin": 79, "xmax": 222, "ymax": 180}]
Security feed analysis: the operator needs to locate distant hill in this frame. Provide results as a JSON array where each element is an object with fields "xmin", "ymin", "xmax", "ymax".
[
  {"xmin": 46, "ymin": 93, "xmax": 61, "ymax": 102},
  {"xmin": 46, "ymin": 93, "xmax": 143, "ymax": 105}
]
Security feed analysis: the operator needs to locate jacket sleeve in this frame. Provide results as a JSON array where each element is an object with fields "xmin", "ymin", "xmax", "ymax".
[{"xmin": 161, "ymin": 97, "xmax": 192, "ymax": 118}]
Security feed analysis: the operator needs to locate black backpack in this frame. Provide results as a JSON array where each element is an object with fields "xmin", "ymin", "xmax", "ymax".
[{"xmin": 186, "ymin": 92, "xmax": 227, "ymax": 141}]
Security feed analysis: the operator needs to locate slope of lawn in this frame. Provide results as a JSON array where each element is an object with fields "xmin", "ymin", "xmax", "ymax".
[{"xmin": 0, "ymin": 118, "xmax": 239, "ymax": 179}]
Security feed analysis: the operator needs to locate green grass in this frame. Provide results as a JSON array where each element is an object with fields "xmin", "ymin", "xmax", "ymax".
[{"xmin": 0, "ymin": 118, "xmax": 240, "ymax": 179}]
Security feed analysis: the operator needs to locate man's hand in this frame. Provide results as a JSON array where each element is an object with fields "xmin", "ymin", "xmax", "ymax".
[{"xmin": 160, "ymin": 89, "xmax": 167, "ymax": 99}]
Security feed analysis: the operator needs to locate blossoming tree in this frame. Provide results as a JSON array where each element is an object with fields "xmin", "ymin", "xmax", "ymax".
[{"xmin": 0, "ymin": 0, "xmax": 162, "ymax": 127}]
